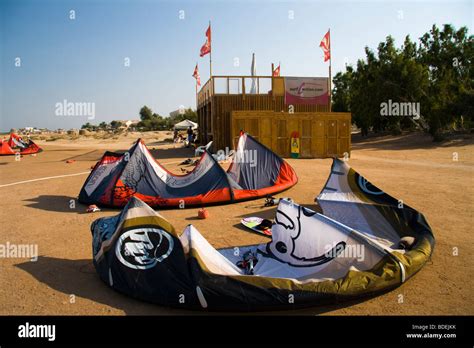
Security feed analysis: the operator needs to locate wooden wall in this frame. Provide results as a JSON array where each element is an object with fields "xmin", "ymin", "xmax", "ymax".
[
  {"xmin": 198, "ymin": 94, "xmax": 331, "ymax": 151},
  {"xmin": 231, "ymin": 111, "xmax": 351, "ymax": 158}
]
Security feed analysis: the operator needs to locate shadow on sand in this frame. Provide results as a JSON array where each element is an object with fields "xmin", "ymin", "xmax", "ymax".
[
  {"xmin": 23, "ymin": 195, "xmax": 117, "ymax": 214},
  {"xmin": 352, "ymin": 131, "xmax": 473, "ymax": 151},
  {"xmin": 15, "ymin": 256, "xmax": 194, "ymax": 315},
  {"xmin": 85, "ymin": 145, "xmax": 196, "ymax": 161},
  {"xmin": 146, "ymin": 140, "xmax": 173, "ymax": 146},
  {"xmin": 56, "ymin": 144, "xmax": 195, "ymax": 163},
  {"xmin": 61, "ymin": 150, "xmax": 103, "ymax": 162},
  {"xmin": 15, "ymin": 256, "xmax": 374, "ymax": 315},
  {"xmin": 24, "ymin": 195, "xmax": 85, "ymax": 213}
]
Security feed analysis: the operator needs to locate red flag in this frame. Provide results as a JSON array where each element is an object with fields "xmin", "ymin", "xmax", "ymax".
[
  {"xmin": 200, "ymin": 25, "xmax": 211, "ymax": 57},
  {"xmin": 192, "ymin": 64, "xmax": 201, "ymax": 86},
  {"xmin": 272, "ymin": 64, "xmax": 280, "ymax": 77},
  {"xmin": 319, "ymin": 30, "xmax": 331, "ymax": 62}
]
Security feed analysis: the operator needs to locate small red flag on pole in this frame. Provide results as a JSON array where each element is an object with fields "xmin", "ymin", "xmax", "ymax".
[
  {"xmin": 200, "ymin": 22, "xmax": 212, "ymax": 77},
  {"xmin": 192, "ymin": 64, "xmax": 201, "ymax": 87},
  {"xmin": 272, "ymin": 63, "xmax": 281, "ymax": 77},
  {"xmin": 200, "ymin": 24, "xmax": 211, "ymax": 57},
  {"xmin": 319, "ymin": 30, "xmax": 331, "ymax": 62},
  {"xmin": 319, "ymin": 29, "xmax": 332, "ymax": 111}
]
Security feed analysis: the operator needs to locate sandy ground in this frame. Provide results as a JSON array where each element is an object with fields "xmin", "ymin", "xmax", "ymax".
[{"xmin": 0, "ymin": 132, "xmax": 473, "ymax": 315}]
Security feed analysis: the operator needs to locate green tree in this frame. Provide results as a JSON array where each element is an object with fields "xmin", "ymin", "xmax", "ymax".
[
  {"xmin": 418, "ymin": 24, "xmax": 473, "ymax": 138},
  {"xmin": 330, "ymin": 24, "xmax": 471, "ymax": 140},
  {"xmin": 178, "ymin": 108, "xmax": 198, "ymax": 123},
  {"xmin": 332, "ymin": 67, "xmax": 353, "ymax": 113},
  {"xmin": 165, "ymin": 108, "xmax": 198, "ymax": 129},
  {"xmin": 139, "ymin": 106, "xmax": 153, "ymax": 121},
  {"xmin": 136, "ymin": 106, "xmax": 198, "ymax": 131},
  {"xmin": 110, "ymin": 120, "xmax": 121, "ymax": 129}
]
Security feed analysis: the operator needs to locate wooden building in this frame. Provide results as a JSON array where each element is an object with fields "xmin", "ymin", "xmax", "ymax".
[{"xmin": 197, "ymin": 75, "xmax": 351, "ymax": 158}]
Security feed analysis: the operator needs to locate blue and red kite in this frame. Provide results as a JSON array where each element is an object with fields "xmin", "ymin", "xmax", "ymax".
[{"xmin": 79, "ymin": 133, "xmax": 298, "ymax": 208}]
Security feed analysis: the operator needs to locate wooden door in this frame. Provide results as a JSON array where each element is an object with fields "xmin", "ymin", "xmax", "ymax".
[
  {"xmin": 312, "ymin": 119, "xmax": 325, "ymax": 157},
  {"xmin": 300, "ymin": 119, "xmax": 312, "ymax": 158},
  {"xmin": 275, "ymin": 118, "xmax": 289, "ymax": 157},
  {"xmin": 245, "ymin": 118, "xmax": 259, "ymax": 141},
  {"xmin": 326, "ymin": 120, "xmax": 338, "ymax": 156},
  {"xmin": 260, "ymin": 117, "xmax": 272, "ymax": 149},
  {"xmin": 338, "ymin": 119, "xmax": 350, "ymax": 157}
]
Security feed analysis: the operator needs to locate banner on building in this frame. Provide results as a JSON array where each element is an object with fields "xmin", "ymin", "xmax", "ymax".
[{"xmin": 284, "ymin": 77, "xmax": 329, "ymax": 105}]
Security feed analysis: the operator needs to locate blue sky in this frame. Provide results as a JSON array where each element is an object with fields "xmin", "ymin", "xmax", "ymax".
[{"xmin": 0, "ymin": 0, "xmax": 472, "ymax": 131}]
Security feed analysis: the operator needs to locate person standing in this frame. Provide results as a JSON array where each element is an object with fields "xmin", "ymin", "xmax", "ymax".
[
  {"xmin": 186, "ymin": 126, "xmax": 193, "ymax": 147},
  {"xmin": 173, "ymin": 128, "xmax": 179, "ymax": 143}
]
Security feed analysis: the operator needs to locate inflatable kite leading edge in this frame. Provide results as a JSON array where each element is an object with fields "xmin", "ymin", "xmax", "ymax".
[
  {"xmin": 90, "ymin": 159, "xmax": 434, "ymax": 311},
  {"xmin": 79, "ymin": 133, "xmax": 298, "ymax": 208},
  {"xmin": 0, "ymin": 133, "xmax": 42, "ymax": 156}
]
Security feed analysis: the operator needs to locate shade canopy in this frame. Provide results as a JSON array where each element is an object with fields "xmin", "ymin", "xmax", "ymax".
[{"xmin": 174, "ymin": 119, "xmax": 198, "ymax": 130}]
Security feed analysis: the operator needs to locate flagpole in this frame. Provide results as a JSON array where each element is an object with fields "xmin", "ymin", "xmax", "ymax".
[
  {"xmin": 195, "ymin": 72, "xmax": 198, "ymax": 111},
  {"xmin": 328, "ymin": 28, "xmax": 332, "ymax": 112},
  {"xmin": 209, "ymin": 21, "xmax": 212, "ymax": 78}
]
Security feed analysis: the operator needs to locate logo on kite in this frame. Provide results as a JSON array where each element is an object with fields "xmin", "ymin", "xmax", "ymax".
[
  {"xmin": 115, "ymin": 227, "xmax": 174, "ymax": 270},
  {"xmin": 357, "ymin": 174, "xmax": 384, "ymax": 196},
  {"xmin": 267, "ymin": 205, "xmax": 346, "ymax": 267}
]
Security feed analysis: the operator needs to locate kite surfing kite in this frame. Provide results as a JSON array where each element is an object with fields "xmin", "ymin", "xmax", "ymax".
[
  {"xmin": 0, "ymin": 133, "xmax": 42, "ymax": 156},
  {"xmin": 0, "ymin": 140, "xmax": 15, "ymax": 156},
  {"xmin": 90, "ymin": 158, "xmax": 434, "ymax": 311},
  {"xmin": 79, "ymin": 133, "xmax": 298, "ymax": 208}
]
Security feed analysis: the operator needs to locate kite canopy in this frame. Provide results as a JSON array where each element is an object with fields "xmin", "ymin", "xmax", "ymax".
[
  {"xmin": 18, "ymin": 140, "xmax": 43, "ymax": 155},
  {"xmin": 79, "ymin": 133, "xmax": 298, "ymax": 208},
  {"xmin": 0, "ymin": 133, "xmax": 42, "ymax": 156},
  {"xmin": 91, "ymin": 159, "xmax": 434, "ymax": 311},
  {"xmin": 8, "ymin": 133, "xmax": 28, "ymax": 149},
  {"xmin": 0, "ymin": 140, "xmax": 15, "ymax": 156}
]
